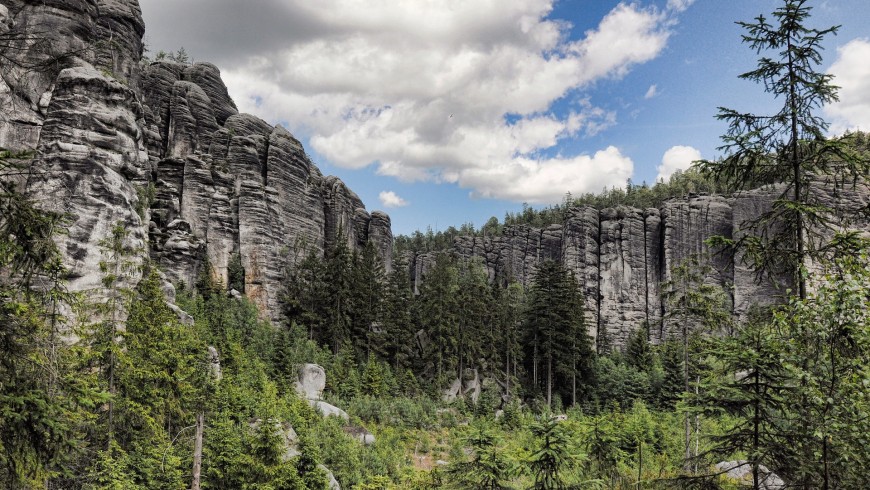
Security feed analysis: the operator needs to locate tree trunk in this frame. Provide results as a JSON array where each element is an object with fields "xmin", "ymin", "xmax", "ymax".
[
  {"xmin": 547, "ymin": 354, "xmax": 552, "ymax": 409},
  {"xmin": 191, "ymin": 412, "xmax": 204, "ymax": 490}
]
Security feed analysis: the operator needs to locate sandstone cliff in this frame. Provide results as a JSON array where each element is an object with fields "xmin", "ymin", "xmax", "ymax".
[
  {"xmin": 1, "ymin": 0, "xmax": 392, "ymax": 322},
  {"xmin": 407, "ymin": 187, "xmax": 865, "ymax": 349}
]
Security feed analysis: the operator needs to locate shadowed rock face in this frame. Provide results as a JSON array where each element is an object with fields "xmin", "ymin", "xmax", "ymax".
[{"xmin": 2, "ymin": 0, "xmax": 391, "ymax": 324}]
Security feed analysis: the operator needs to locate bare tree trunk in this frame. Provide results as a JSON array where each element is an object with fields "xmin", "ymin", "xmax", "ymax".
[{"xmin": 191, "ymin": 412, "xmax": 204, "ymax": 490}]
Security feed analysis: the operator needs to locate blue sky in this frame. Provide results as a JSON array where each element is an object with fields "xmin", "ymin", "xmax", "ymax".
[{"xmin": 139, "ymin": 0, "xmax": 870, "ymax": 235}]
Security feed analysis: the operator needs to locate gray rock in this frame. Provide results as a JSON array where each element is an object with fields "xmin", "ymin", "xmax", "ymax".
[
  {"xmin": 26, "ymin": 63, "xmax": 147, "ymax": 297},
  {"xmin": 0, "ymin": 4, "xmax": 11, "ymax": 33},
  {"xmin": 309, "ymin": 400, "xmax": 349, "ymax": 421},
  {"xmin": 715, "ymin": 460, "xmax": 785, "ymax": 489},
  {"xmin": 1, "ymin": 0, "xmax": 392, "ymax": 334},
  {"xmin": 207, "ymin": 346, "xmax": 222, "ymax": 381},
  {"xmin": 463, "ymin": 369, "xmax": 482, "ymax": 404},
  {"xmin": 442, "ymin": 378, "xmax": 462, "ymax": 403},
  {"xmin": 345, "ymin": 426, "xmax": 376, "ymax": 446},
  {"xmin": 318, "ymin": 464, "xmax": 341, "ymax": 490},
  {"xmin": 598, "ymin": 206, "xmax": 648, "ymax": 348},
  {"xmin": 295, "ymin": 364, "xmax": 326, "ymax": 400},
  {"xmin": 168, "ymin": 303, "xmax": 194, "ymax": 326},
  {"xmin": 732, "ymin": 186, "xmax": 790, "ymax": 321},
  {"xmin": 182, "ymin": 63, "xmax": 238, "ymax": 125}
]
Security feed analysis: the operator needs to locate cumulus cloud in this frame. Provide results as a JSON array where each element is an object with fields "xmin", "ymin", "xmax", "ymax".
[
  {"xmin": 657, "ymin": 145, "xmax": 701, "ymax": 182},
  {"xmin": 378, "ymin": 191, "xmax": 409, "ymax": 208},
  {"xmin": 140, "ymin": 0, "xmax": 683, "ymax": 203},
  {"xmin": 826, "ymin": 38, "xmax": 870, "ymax": 134},
  {"xmin": 645, "ymin": 84, "xmax": 658, "ymax": 99}
]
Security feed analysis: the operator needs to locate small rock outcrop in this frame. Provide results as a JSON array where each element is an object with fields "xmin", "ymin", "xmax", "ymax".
[
  {"xmin": 294, "ymin": 363, "xmax": 349, "ymax": 421},
  {"xmin": 715, "ymin": 460, "xmax": 785, "ymax": 489}
]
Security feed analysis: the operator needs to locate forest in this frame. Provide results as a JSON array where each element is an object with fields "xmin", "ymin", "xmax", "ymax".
[{"xmin": 1, "ymin": 1, "xmax": 869, "ymax": 489}]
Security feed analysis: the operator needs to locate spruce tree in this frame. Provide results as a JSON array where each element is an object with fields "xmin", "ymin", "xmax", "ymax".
[{"xmin": 701, "ymin": 0, "xmax": 868, "ymax": 299}]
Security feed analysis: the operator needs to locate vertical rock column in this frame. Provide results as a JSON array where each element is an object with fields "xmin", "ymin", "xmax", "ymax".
[
  {"xmin": 597, "ymin": 207, "xmax": 649, "ymax": 349},
  {"xmin": 562, "ymin": 206, "xmax": 600, "ymax": 341},
  {"xmin": 27, "ymin": 64, "xmax": 148, "ymax": 293},
  {"xmin": 661, "ymin": 196, "xmax": 734, "ymax": 340},
  {"xmin": 644, "ymin": 208, "xmax": 664, "ymax": 343},
  {"xmin": 731, "ymin": 186, "xmax": 789, "ymax": 321}
]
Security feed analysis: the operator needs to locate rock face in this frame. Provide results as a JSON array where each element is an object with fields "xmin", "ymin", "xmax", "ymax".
[
  {"xmin": 1, "ymin": 0, "xmax": 392, "ymax": 323},
  {"xmin": 411, "ymin": 190, "xmax": 865, "ymax": 350},
  {"xmin": 0, "ymin": 0, "xmax": 144, "ymax": 151},
  {"xmin": 25, "ymin": 64, "xmax": 149, "ymax": 294}
]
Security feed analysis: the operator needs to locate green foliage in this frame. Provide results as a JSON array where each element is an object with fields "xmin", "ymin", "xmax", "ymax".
[
  {"xmin": 524, "ymin": 260, "xmax": 594, "ymax": 408},
  {"xmin": 227, "ymin": 252, "xmax": 245, "ymax": 293},
  {"xmin": 528, "ymin": 418, "xmax": 574, "ymax": 489},
  {"xmin": 447, "ymin": 423, "xmax": 516, "ymax": 489}
]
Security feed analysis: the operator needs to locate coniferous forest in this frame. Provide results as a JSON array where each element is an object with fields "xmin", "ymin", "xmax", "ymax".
[{"xmin": 2, "ymin": 1, "xmax": 870, "ymax": 489}]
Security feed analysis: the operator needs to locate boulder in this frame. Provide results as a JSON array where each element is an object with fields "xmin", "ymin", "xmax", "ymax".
[
  {"xmin": 715, "ymin": 460, "xmax": 785, "ymax": 489},
  {"xmin": 442, "ymin": 378, "xmax": 462, "ymax": 403},
  {"xmin": 295, "ymin": 364, "xmax": 326, "ymax": 400},
  {"xmin": 309, "ymin": 400, "xmax": 349, "ymax": 421},
  {"xmin": 344, "ymin": 426, "xmax": 376, "ymax": 446}
]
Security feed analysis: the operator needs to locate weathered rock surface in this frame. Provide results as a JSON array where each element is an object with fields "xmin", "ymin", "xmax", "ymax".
[
  {"xmin": 25, "ymin": 63, "xmax": 148, "ymax": 294},
  {"xmin": 309, "ymin": 400, "xmax": 350, "ymax": 421},
  {"xmin": 715, "ymin": 460, "xmax": 785, "ymax": 489},
  {"xmin": 0, "ymin": 0, "xmax": 144, "ymax": 151},
  {"xmin": 319, "ymin": 464, "xmax": 341, "ymax": 490},
  {"xmin": 294, "ymin": 363, "xmax": 326, "ymax": 400},
  {"xmin": 2, "ymin": 0, "xmax": 392, "ymax": 325}
]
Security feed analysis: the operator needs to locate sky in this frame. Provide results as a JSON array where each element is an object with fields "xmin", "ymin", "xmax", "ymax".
[{"xmin": 138, "ymin": 0, "xmax": 870, "ymax": 235}]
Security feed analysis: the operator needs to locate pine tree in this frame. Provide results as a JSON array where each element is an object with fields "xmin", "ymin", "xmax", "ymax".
[
  {"xmin": 456, "ymin": 259, "xmax": 489, "ymax": 381},
  {"xmin": 447, "ymin": 424, "xmax": 515, "ymax": 489},
  {"xmin": 661, "ymin": 256, "xmax": 731, "ymax": 467},
  {"xmin": 525, "ymin": 260, "xmax": 592, "ymax": 408},
  {"xmin": 323, "ymin": 236, "xmax": 354, "ymax": 353},
  {"xmin": 350, "ymin": 242, "xmax": 385, "ymax": 358},
  {"xmin": 689, "ymin": 309, "xmax": 792, "ymax": 489},
  {"xmin": 90, "ymin": 222, "xmax": 140, "ymax": 451}
]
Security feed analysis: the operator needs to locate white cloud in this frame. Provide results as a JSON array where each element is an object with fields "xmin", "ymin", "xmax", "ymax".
[
  {"xmin": 826, "ymin": 38, "xmax": 870, "ymax": 134},
  {"xmin": 656, "ymin": 145, "xmax": 701, "ymax": 182},
  {"xmin": 645, "ymin": 84, "xmax": 658, "ymax": 99},
  {"xmin": 378, "ymin": 191, "xmax": 409, "ymax": 208},
  {"xmin": 667, "ymin": 0, "xmax": 696, "ymax": 13},
  {"xmin": 142, "ymin": 0, "xmax": 683, "ymax": 203},
  {"xmin": 463, "ymin": 146, "xmax": 634, "ymax": 203}
]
